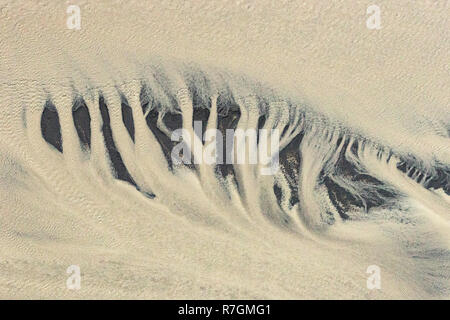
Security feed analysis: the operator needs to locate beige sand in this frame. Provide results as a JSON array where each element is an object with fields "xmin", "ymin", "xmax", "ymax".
[{"xmin": 0, "ymin": 1, "xmax": 448, "ymax": 299}]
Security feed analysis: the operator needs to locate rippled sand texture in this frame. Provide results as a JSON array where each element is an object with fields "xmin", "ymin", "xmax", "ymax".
[{"xmin": 0, "ymin": 1, "xmax": 449, "ymax": 299}]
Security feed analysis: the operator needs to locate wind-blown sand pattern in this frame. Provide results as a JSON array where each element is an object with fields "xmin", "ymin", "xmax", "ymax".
[{"xmin": 0, "ymin": 1, "xmax": 449, "ymax": 299}]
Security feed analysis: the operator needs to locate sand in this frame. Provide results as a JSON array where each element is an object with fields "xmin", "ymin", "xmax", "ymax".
[{"xmin": 0, "ymin": 0, "xmax": 448, "ymax": 299}]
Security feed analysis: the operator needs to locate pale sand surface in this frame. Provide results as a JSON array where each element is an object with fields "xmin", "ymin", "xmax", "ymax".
[{"xmin": 0, "ymin": 1, "xmax": 448, "ymax": 299}]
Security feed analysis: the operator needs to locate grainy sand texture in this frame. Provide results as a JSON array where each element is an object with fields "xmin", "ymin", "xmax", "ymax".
[{"xmin": 0, "ymin": 1, "xmax": 449, "ymax": 299}]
